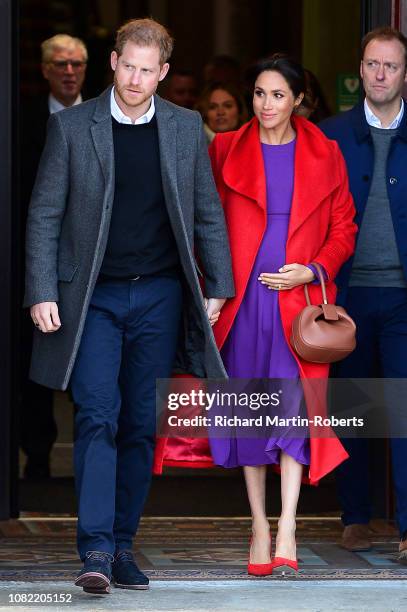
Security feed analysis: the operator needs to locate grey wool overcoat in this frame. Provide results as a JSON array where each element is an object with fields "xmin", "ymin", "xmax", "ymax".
[{"xmin": 24, "ymin": 87, "xmax": 235, "ymax": 390}]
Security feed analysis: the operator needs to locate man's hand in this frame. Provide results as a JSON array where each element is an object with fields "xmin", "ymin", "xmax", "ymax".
[
  {"xmin": 204, "ymin": 297, "xmax": 226, "ymax": 326},
  {"xmin": 259, "ymin": 263, "xmax": 315, "ymax": 290},
  {"xmin": 30, "ymin": 302, "xmax": 61, "ymax": 333}
]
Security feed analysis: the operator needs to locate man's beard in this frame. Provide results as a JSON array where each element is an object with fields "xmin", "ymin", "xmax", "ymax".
[{"xmin": 114, "ymin": 74, "xmax": 149, "ymax": 108}]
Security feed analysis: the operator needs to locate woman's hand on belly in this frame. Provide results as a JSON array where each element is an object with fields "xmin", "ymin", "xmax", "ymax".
[{"xmin": 258, "ymin": 263, "xmax": 314, "ymax": 291}]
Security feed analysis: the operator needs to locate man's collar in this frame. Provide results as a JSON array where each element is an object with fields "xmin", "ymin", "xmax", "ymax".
[
  {"xmin": 48, "ymin": 93, "xmax": 82, "ymax": 114},
  {"xmin": 351, "ymin": 98, "xmax": 407, "ymax": 142},
  {"xmin": 110, "ymin": 87, "xmax": 155, "ymax": 124},
  {"xmin": 364, "ymin": 98, "xmax": 404, "ymax": 129}
]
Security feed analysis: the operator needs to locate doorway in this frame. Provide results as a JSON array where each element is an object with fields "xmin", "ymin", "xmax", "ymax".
[{"xmin": 6, "ymin": 0, "xmax": 395, "ymax": 520}]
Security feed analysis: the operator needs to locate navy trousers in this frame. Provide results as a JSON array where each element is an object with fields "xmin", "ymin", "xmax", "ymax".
[
  {"xmin": 336, "ymin": 287, "xmax": 407, "ymax": 535},
  {"xmin": 70, "ymin": 277, "xmax": 182, "ymax": 559}
]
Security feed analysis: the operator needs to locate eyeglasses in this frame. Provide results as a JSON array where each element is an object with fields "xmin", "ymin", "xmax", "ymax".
[
  {"xmin": 48, "ymin": 60, "xmax": 87, "ymax": 71},
  {"xmin": 363, "ymin": 60, "xmax": 402, "ymax": 74}
]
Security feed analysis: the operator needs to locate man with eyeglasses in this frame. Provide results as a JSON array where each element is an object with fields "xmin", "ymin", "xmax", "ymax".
[
  {"xmin": 20, "ymin": 34, "xmax": 88, "ymax": 481},
  {"xmin": 320, "ymin": 27, "xmax": 407, "ymax": 562},
  {"xmin": 21, "ymin": 34, "xmax": 88, "ymax": 198},
  {"xmin": 41, "ymin": 34, "xmax": 88, "ymax": 111},
  {"xmin": 22, "ymin": 34, "xmax": 88, "ymax": 170}
]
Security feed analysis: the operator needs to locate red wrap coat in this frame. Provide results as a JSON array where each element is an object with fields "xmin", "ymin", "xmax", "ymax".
[{"xmin": 154, "ymin": 115, "xmax": 357, "ymax": 484}]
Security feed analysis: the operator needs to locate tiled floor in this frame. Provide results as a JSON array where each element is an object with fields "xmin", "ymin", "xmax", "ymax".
[
  {"xmin": 0, "ymin": 516, "xmax": 405, "ymax": 581},
  {"xmin": 13, "ymin": 394, "xmax": 406, "ymax": 582}
]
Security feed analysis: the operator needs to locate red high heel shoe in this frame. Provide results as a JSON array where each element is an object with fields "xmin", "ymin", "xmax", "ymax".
[
  {"xmin": 247, "ymin": 534, "xmax": 273, "ymax": 576},
  {"xmin": 271, "ymin": 556, "xmax": 298, "ymax": 576}
]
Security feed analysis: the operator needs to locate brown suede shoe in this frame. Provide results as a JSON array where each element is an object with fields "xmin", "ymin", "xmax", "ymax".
[
  {"xmin": 398, "ymin": 534, "xmax": 407, "ymax": 564},
  {"xmin": 340, "ymin": 524, "xmax": 372, "ymax": 551}
]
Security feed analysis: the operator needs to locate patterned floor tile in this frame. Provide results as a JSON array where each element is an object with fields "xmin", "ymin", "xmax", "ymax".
[{"xmin": 0, "ymin": 517, "xmax": 405, "ymax": 580}]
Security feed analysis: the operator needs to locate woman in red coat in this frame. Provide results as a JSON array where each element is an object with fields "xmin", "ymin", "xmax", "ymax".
[{"xmin": 208, "ymin": 55, "xmax": 357, "ymax": 575}]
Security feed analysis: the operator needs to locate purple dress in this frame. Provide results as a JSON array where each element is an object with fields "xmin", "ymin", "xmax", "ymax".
[{"xmin": 210, "ymin": 140, "xmax": 310, "ymax": 467}]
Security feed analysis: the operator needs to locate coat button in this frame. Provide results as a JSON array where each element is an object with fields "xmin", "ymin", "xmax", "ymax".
[
  {"xmin": 362, "ymin": 175, "xmax": 369, "ymax": 182},
  {"xmin": 389, "ymin": 177, "xmax": 398, "ymax": 185}
]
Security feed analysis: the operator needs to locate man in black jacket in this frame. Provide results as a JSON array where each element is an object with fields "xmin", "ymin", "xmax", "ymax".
[
  {"xmin": 320, "ymin": 26, "xmax": 407, "ymax": 562},
  {"xmin": 20, "ymin": 34, "xmax": 88, "ymax": 479}
]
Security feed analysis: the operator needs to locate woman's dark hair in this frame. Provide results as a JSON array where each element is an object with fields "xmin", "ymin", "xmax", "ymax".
[
  {"xmin": 300, "ymin": 68, "xmax": 331, "ymax": 123},
  {"xmin": 195, "ymin": 81, "xmax": 248, "ymax": 125},
  {"xmin": 247, "ymin": 53, "xmax": 306, "ymax": 99}
]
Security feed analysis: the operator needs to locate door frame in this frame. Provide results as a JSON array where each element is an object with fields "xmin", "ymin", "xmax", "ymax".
[{"xmin": 0, "ymin": 0, "xmax": 19, "ymax": 520}]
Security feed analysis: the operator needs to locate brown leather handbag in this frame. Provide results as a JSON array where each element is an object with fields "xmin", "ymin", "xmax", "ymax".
[{"xmin": 290, "ymin": 262, "xmax": 356, "ymax": 363}]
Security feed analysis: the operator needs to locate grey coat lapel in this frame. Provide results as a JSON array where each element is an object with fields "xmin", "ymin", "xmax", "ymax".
[
  {"xmin": 155, "ymin": 95, "xmax": 179, "ymax": 205},
  {"xmin": 155, "ymin": 95, "xmax": 194, "ymax": 275},
  {"xmin": 90, "ymin": 87, "xmax": 115, "ymax": 196}
]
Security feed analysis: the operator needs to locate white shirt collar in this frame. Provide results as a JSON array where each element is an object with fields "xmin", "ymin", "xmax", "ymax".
[
  {"xmin": 48, "ymin": 93, "xmax": 82, "ymax": 114},
  {"xmin": 364, "ymin": 98, "xmax": 404, "ymax": 129},
  {"xmin": 110, "ymin": 87, "xmax": 155, "ymax": 124}
]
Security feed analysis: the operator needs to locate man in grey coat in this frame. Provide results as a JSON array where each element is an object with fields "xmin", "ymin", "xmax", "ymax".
[{"xmin": 25, "ymin": 18, "xmax": 234, "ymax": 594}]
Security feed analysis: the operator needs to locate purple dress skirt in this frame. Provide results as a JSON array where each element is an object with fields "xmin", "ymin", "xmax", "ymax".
[{"xmin": 209, "ymin": 140, "xmax": 310, "ymax": 468}]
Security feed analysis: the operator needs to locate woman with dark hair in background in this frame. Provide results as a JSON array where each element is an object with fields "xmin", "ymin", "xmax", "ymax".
[
  {"xmin": 196, "ymin": 81, "xmax": 248, "ymax": 143},
  {"xmin": 209, "ymin": 54, "xmax": 356, "ymax": 576},
  {"xmin": 297, "ymin": 68, "xmax": 332, "ymax": 123}
]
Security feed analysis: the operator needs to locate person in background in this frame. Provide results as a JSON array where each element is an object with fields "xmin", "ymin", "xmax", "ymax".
[
  {"xmin": 209, "ymin": 54, "xmax": 356, "ymax": 576},
  {"xmin": 296, "ymin": 68, "xmax": 331, "ymax": 123},
  {"xmin": 162, "ymin": 69, "xmax": 198, "ymax": 109},
  {"xmin": 319, "ymin": 26, "xmax": 407, "ymax": 564},
  {"xmin": 19, "ymin": 34, "xmax": 88, "ymax": 479},
  {"xmin": 196, "ymin": 81, "xmax": 248, "ymax": 143},
  {"xmin": 41, "ymin": 34, "xmax": 88, "ymax": 108},
  {"xmin": 21, "ymin": 34, "xmax": 88, "ymax": 193}
]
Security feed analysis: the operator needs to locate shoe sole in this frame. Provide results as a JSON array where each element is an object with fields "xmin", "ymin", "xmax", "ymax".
[
  {"xmin": 82, "ymin": 586, "xmax": 111, "ymax": 595},
  {"xmin": 248, "ymin": 570, "xmax": 272, "ymax": 577},
  {"xmin": 113, "ymin": 582, "xmax": 149, "ymax": 590},
  {"xmin": 75, "ymin": 572, "xmax": 111, "ymax": 594},
  {"xmin": 272, "ymin": 565, "xmax": 298, "ymax": 576}
]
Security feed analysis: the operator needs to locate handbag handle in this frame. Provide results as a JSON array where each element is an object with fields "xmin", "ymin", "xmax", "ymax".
[{"xmin": 303, "ymin": 261, "xmax": 328, "ymax": 306}]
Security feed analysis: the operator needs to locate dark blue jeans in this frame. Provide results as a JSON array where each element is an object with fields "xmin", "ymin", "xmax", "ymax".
[
  {"xmin": 70, "ymin": 276, "xmax": 182, "ymax": 560},
  {"xmin": 336, "ymin": 287, "xmax": 407, "ymax": 536}
]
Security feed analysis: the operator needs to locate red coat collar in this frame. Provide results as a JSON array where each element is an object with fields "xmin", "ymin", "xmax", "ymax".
[{"xmin": 221, "ymin": 115, "xmax": 342, "ymax": 242}]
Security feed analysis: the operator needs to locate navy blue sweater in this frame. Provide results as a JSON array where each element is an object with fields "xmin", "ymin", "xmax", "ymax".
[{"xmin": 100, "ymin": 116, "xmax": 179, "ymax": 279}]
